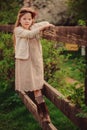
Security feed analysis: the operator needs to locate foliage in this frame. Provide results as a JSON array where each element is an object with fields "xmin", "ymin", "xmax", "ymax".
[
  {"xmin": 67, "ymin": 0, "xmax": 87, "ymax": 25},
  {"xmin": 42, "ymin": 39, "xmax": 86, "ymax": 107},
  {"xmin": 0, "ymin": 92, "xmax": 22, "ymax": 112},
  {"xmin": 0, "ymin": 0, "xmax": 23, "ymax": 24},
  {"xmin": 66, "ymin": 83, "xmax": 85, "ymax": 107},
  {"xmin": 0, "ymin": 32, "xmax": 15, "ymax": 91},
  {"xmin": 76, "ymin": 104, "xmax": 87, "ymax": 118},
  {"xmin": 64, "ymin": 57, "xmax": 86, "ymax": 82},
  {"xmin": 78, "ymin": 19, "xmax": 86, "ymax": 26},
  {"xmin": 42, "ymin": 39, "xmax": 67, "ymax": 87}
]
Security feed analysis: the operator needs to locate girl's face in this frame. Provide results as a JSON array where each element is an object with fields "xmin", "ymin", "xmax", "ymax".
[{"xmin": 20, "ymin": 13, "xmax": 33, "ymax": 29}]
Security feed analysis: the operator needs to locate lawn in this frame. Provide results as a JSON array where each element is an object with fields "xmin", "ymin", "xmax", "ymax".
[{"xmin": 0, "ymin": 89, "xmax": 80, "ymax": 130}]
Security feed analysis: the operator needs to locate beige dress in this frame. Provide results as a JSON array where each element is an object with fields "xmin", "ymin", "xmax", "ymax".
[{"xmin": 15, "ymin": 22, "xmax": 49, "ymax": 92}]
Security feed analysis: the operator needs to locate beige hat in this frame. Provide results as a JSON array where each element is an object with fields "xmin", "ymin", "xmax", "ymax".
[{"xmin": 19, "ymin": 7, "xmax": 37, "ymax": 18}]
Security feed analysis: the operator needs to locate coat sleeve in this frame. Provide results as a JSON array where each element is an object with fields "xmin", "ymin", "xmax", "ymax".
[
  {"xmin": 32, "ymin": 21, "xmax": 50, "ymax": 29},
  {"xmin": 31, "ymin": 21, "xmax": 50, "ymax": 39},
  {"xmin": 14, "ymin": 27, "xmax": 40, "ymax": 38}
]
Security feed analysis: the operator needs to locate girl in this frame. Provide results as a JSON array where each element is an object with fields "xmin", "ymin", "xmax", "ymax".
[{"xmin": 13, "ymin": 7, "xmax": 53, "ymax": 122}]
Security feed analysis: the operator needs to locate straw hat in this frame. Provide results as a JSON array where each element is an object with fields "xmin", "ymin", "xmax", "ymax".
[{"xmin": 19, "ymin": 7, "xmax": 37, "ymax": 18}]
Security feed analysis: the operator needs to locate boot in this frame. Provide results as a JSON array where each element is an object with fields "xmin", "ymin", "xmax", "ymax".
[
  {"xmin": 35, "ymin": 95, "xmax": 51, "ymax": 123},
  {"xmin": 39, "ymin": 102, "xmax": 51, "ymax": 123},
  {"xmin": 35, "ymin": 95, "xmax": 45, "ymax": 118}
]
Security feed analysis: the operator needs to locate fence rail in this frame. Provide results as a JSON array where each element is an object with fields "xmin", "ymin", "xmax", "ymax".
[{"xmin": 0, "ymin": 25, "xmax": 87, "ymax": 46}]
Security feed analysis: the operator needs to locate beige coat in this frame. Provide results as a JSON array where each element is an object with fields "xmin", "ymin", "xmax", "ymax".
[
  {"xmin": 14, "ymin": 21, "xmax": 49, "ymax": 59},
  {"xmin": 14, "ymin": 21, "xmax": 49, "ymax": 92}
]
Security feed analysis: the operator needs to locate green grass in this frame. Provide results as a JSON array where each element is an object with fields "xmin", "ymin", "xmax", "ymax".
[
  {"xmin": 0, "ymin": 90, "xmax": 80, "ymax": 130},
  {"xmin": 0, "ymin": 94, "xmax": 42, "ymax": 130},
  {"xmin": 46, "ymin": 98, "xmax": 80, "ymax": 130},
  {"xmin": 0, "ymin": 107, "xmax": 41, "ymax": 130}
]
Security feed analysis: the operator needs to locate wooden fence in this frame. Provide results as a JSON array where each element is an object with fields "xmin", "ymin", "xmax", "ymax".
[{"xmin": 0, "ymin": 24, "xmax": 87, "ymax": 130}]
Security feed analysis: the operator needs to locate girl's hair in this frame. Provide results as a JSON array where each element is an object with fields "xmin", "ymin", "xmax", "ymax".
[{"xmin": 13, "ymin": 7, "xmax": 37, "ymax": 46}]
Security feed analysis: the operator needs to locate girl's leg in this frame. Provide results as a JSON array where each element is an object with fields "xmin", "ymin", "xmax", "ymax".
[
  {"xmin": 26, "ymin": 91, "xmax": 36, "ymax": 103},
  {"xmin": 34, "ymin": 89, "xmax": 50, "ymax": 123}
]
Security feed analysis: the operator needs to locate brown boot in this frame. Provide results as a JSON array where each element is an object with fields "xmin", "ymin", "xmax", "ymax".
[
  {"xmin": 35, "ymin": 95, "xmax": 45, "ymax": 119},
  {"xmin": 35, "ymin": 97, "xmax": 51, "ymax": 122},
  {"xmin": 34, "ymin": 90, "xmax": 51, "ymax": 123},
  {"xmin": 38, "ymin": 102, "xmax": 51, "ymax": 123},
  {"xmin": 37, "ymin": 103, "xmax": 44, "ymax": 119}
]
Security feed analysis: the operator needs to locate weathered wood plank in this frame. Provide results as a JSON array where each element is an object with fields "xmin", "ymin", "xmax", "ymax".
[
  {"xmin": 0, "ymin": 25, "xmax": 14, "ymax": 33},
  {"xmin": 43, "ymin": 81, "xmax": 87, "ymax": 130},
  {"xmin": 43, "ymin": 26, "xmax": 87, "ymax": 46},
  {"xmin": 0, "ymin": 25, "xmax": 87, "ymax": 46},
  {"xmin": 19, "ymin": 91, "xmax": 58, "ymax": 130}
]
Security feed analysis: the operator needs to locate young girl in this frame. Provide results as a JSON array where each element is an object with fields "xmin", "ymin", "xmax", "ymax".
[{"xmin": 13, "ymin": 7, "xmax": 53, "ymax": 122}]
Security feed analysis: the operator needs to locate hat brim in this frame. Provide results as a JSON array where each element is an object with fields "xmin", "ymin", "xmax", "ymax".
[{"xmin": 19, "ymin": 7, "xmax": 37, "ymax": 18}]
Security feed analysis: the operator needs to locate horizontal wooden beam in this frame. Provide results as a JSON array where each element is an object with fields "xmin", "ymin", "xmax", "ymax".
[
  {"xmin": 43, "ymin": 81, "xmax": 87, "ymax": 130},
  {"xmin": 18, "ymin": 91, "xmax": 57, "ymax": 130},
  {"xmin": 0, "ymin": 25, "xmax": 14, "ymax": 33},
  {"xmin": 0, "ymin": 25, "xmax": 87, "ymax": 46},
  {"xmin": 43, "ymin": 26, "xmax": 87, "ymax": 46}
]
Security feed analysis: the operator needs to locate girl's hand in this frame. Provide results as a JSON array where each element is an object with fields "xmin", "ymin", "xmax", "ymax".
[{"xmin": 40, "ymin": 23, "xmax": 55, "ymax": 31}]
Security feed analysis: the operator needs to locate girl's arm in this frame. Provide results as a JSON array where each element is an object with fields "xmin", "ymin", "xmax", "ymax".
[
  {"xmin": 14, "ymin": 22, "xmax": 54, "ymax": 39},
  {"xmin": 32, "ymin": 21, "xmax": 49, "ymax": 28},
  {"xmin": 32, "ymin": 21, "xmax": 54, "ymax": 31},
  {"xmin": 14, "ymin": 26, "xmax": 40, "ymax": 38}
]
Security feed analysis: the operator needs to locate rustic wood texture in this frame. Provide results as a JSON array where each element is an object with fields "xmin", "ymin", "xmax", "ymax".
[
  {"xmin": 0, "ymin": 25, "xmax": 14, "ymax": 33},
  {"xmin": 43, "ymin": 81, "xmax": 87, "ymax": 130},
  {"xmin": 19, "ymin": 91, "xmax": 58, "ymax": 130},
  {"xmin": 43, "ymin": 26, "xmax": 87, "ymax": 46},
  {"xmin": 0, "ymin": 25, "xmax": 87, "ymax": 46}
]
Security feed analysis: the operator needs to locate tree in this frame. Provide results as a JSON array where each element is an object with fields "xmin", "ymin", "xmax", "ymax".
[
  {"xmin": 0, "ymin": 0, "xmax": 22, "ymax": 24},
  {"xmin": 67, "ymin": 0, "xmax": 87, "ymax": 24}
]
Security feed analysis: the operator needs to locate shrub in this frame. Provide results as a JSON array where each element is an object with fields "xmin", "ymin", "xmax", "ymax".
[
  {"xmin": 0, "ymin": 32, "xmax": 15, "ymax": 91},
  {"xmin": 67, "ymin": 0, "xmax": 87, "ymax": 25}
]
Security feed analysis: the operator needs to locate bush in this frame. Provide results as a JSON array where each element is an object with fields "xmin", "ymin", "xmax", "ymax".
[
  {"xmin": 42, "ymin": 39, "xmax": 67, "ymax": 87},
  {"xmin": 0, "ymin": 0, "xmax": 21, "ymax": 24},
  {"xmin": 0, "ymin": 33, "xmax": 15, "ymax": 91},
  {"xmin": 42, "ymin": 39, "xmax": 86, "ymax": 107},
  {"xmin": 67, "ymin": 0, "xmax": 87, "ymax": 25}
]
